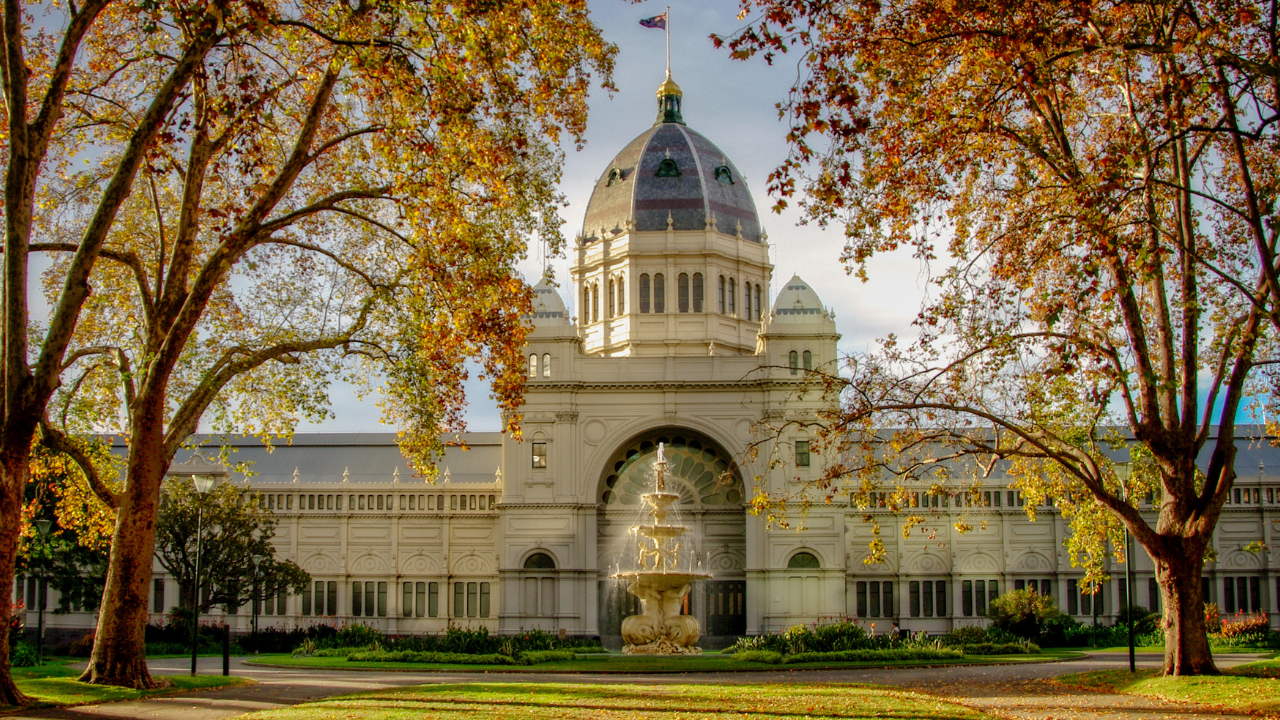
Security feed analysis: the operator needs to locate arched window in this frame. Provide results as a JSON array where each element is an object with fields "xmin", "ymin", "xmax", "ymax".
[
  {"xmin": 542, "ymin": 353, "xmax": 551, "ymax": 378},
  {"xmin": 745, "ymin": 281, "xmax": 752, "ymax": 319},
  {"xmin": 789, "ymin": 350, "xmax": 798, "ymax": 375},
  {"xmin": 788, "ymin": 552, "xmax": 820, "ymax": 569},
  {"xmin": 607, "ymin": 278, "xmax": 616, "ymax": 318},
  {"xmin": 528, "ymin": 354, "xmax": 538, "ymax": 378},
  {"xmin": 639, "ymin": 274, "xmax": 651, "ymax": 313},
  {"xmin": 678, "ymin": 273, "xmax": 690, "ymax": 312},
  {"xmin": 655, "ymin": 158, "xmax": 681, "ymax": 177},
  {"xmin": 617, "ymin": 276, "xmax": 625, "ymax": 314},
  {"xmin": 591, "ymin": 283, "xmax": 600, "ymax": 323},
  {"xmin": 692, "ymin": 273, "xmax": 704, "ymax": 312},
  {"xmin": 607, "ymin": 167, "xmax": 624, "ymax": 186},
  {"xmin": 728, "ymin": 277, "xmax": 736, "ymax": 315},
  {"xmin": 524, "ymin": 552, "xmax": 556, "ymax": 569},
  {"xmin": 523, "ymin": 552, "xmax": 557, "ymax": 618},
  {"xmin": 654, "ymin": 273, "xmax": 666, "ymax": 313},
  {"xmin": 718, "ymin": 275, "xmax": 725, "ymax": 314},
  {"xmin": 754, "ymin": 284, "xmax": 762, "ymax": 320},
  {"xmin": 803, "ymin": 350, "xmax": 813, "ymax": 371}
]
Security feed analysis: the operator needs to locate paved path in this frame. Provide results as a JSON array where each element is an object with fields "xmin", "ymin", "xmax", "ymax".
[{"xmin": 6, "ymin": 652, "xmax": 1271, "ymax": 720}]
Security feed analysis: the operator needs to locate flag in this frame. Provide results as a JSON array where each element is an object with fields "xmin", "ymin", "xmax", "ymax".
[{"xmin": 640, "ymin": 13, "xmax": 667, "ymax": 29}]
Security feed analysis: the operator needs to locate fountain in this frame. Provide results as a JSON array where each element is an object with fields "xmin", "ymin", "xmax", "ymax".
[{"xmin": 611, "ymin": 443, "xmax": 710, "ymax": 654}]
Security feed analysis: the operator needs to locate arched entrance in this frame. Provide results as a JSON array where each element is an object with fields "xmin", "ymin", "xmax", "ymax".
[{"xmin": 597, "ymin": 428, "xmax": 746, "ymax": 648}]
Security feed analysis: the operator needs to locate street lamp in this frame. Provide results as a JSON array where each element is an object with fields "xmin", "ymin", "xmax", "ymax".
[
  {"xmin": 190, "ymin": 473, "xmax": 218, "ymax": 676},
  {"xmin": 33, "ymin": 518, "xmax": 52, "ymax": 664},
  {"xmin": 250, "ymin": 554, "xmax": 265, "ymax": 655}
]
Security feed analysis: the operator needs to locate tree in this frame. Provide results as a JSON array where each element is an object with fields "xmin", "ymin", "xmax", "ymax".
[
  {"xmin": 2, "ymin": 0, "xmax": 613, "ymax": 696},
  {"xmin": 722, "ymin": 0, "xmax": 1278, "ymax": 675},
  {"xmin": 18, "ymin": 443, "xmax": 117, "ymax": 616},
  {"xmin": 154, "ymin": 477, "xmax": 308, "ymax": 615}
]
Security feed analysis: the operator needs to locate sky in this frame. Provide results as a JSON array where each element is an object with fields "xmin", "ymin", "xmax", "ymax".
[{"xmin": 299, "ymin": 0, "xmax": 929, "ymax": 433}]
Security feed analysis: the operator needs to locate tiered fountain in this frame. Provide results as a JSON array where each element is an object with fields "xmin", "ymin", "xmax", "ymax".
[{"xmin": 612, "ymin": 443, "xmax": 710, "ymax": 654}]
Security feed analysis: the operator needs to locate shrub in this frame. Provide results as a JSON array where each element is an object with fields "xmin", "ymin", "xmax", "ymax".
[
  {"xmin": 292, "ymin": 639, "xmax": 318, "ymax": 657},
  {"xmin": 957, "ymin": 641, "xmax": 1039, "ymax": 655},
  {"xmin": 783, "ymin": 648, "xmax": 962, "ymax": 664},
  {"xmin": 346, "ymin": 650, "xmax": 515, "ymax": 665},
  {"xmin": 940, "ymin": 626, "xmax": 989, "ymax": 646},
  {"xmin": 987, "ymin": 589, "xmax": 1063, "ymax": 641},
  {"xmin": 332, "ymin": 623, "xmax": 383, "ymax": 649},
  {"xmin": 145, "ymin": 642, "xmax": 189, "ymax": 656},
  {"xmin": 1219, "ymin": 612, "xmax": 1269, "ymax": 639},
  {"xmin": 68, "ymin": 631, "xmax": 95, "ymax": 658},
  {"xmin": 517, "ymin": 650, "xmax": 576, "ymax": 665},
  {"xmin": 1204, "ymin": 603, "xmax": 1222, "ymax": 632},
  {"xmin": 733, "ymin": 650, "xmax": 784, "ymax": 664},
  {"xmin": 10, "ymin": 642, "xmax": 40, "ymax": 667}
]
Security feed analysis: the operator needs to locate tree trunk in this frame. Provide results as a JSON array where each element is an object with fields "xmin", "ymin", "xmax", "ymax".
[
  {"xmin": 79, "ymin": 433, "xmax": 167, "ymax": 688},
  {"xmin": 0, "ymin": 445, "xmax": 35, "ymax": 705},
  {"xmin": 1155, "ymin": 546, "xmax": 1218, "ymax": 676}
]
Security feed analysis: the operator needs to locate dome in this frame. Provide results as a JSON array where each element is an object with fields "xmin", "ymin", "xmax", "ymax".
[
  {"xmin": 770, "ymin": 275, "xmax": 828, "ymax": 323},
  {"xmin": 529, "ymin": 276, "xmax": 569, "ymax": 327},
  {"xmin": 581, "ymin": 80, "xmax": 762, "ymax": 243}
]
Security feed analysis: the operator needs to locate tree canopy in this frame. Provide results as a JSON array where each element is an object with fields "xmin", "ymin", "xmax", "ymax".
[
  {"xmin": 1, "ymin": 0, "xmax": 614, "ymax": 696},
  {"xmin": 722, "ymin": 0, "xmax": 1279, "ymax": 675},
  {"xmin": 154, "ymin": 477, "xmax": 309, "ymax": 614}
]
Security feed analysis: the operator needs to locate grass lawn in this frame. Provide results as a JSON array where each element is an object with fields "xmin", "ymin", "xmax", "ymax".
[
  {"xmin": 237, "ymin": 682, "xmax": 993, "ymax": 720},
  {"xmin": 249, "ymin": 649, "xmax": 1080, "ymax": 674},
  {"xmin": 1056, "ymin": 668, "xmax": 1280, "ymax": 716},
  {"xmin": 8, "ymin": 661, "xmax": 248, "ymax": 708}
]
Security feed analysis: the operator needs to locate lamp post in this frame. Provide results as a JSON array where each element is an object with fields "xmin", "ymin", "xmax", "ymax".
[
  {"xmin": 250, "ymin": 554, "xmax": 264, "ymax": 655},
  {"xmin": 190, "ymin": 473, "xmax": 218, "ymax": 676},
  {"xmin": 33, "ymin": 518, "xmax": 52, "ymax": 664},
  {"xmin": 1117, "ymin": 462, "xmax": 1136, "ymax": 673}
]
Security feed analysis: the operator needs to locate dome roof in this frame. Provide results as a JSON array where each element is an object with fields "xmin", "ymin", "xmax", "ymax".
[
  {"xmin": 529, "ymin": 276, "xmax": 568, "ymax": 327},
  {"xmin": 581, "ymin": 110, "xmax": 762, "ymax": 243},
  {"xmin": 769, "ymin": 275, "xmax": 828, "ymax": 324}
]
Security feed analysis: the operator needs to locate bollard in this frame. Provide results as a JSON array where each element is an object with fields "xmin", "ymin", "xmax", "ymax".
[{"xmin": 222, "ymin": 625, "xmax": 230, "ymax": 676}]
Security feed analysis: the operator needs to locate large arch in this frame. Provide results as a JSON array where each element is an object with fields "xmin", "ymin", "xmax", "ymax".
[{"xmin": 596, "ymin": 427, "xmax": 747, "ymax": 647}]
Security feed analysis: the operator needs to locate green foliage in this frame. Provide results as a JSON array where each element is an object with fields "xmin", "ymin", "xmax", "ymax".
[
  {"xmin": 10, "ymin": 643, "xmax": 41, "ymax": 667},
  {"xmin": 783, "ymin": 648, "xmax": 963, "ymax": 664},
  {"xmin": 291, "ymin": 625, "xmax": 604, "ymax": 658},
  {"xmin": 732, "ymin": 650, "xmax": 784, "ymax": 664},
  {"xmin": 987, "ymin": 589, "xmax": 1063, "ymax": 640},
  {"xmin": 155, "ymin": 478, "xmax": 311, "ymax": 614},
  {"xmin": 333, "ymin": 624, "xmax": 383, "ymax": 649},
  {"xmin": 516, "ymin": 650, "xmax": 577, "ymax": 665},
  {"xmin": 939, "ymin": 626, "xmax": 991, "ymax": 646},
  {"xmin": 346, "ymin": 650, "xmax": 516, "ymax": 665},
  {"xmin": 955, "ymin": 642, "xmax": 1039, "ymax": 655}
]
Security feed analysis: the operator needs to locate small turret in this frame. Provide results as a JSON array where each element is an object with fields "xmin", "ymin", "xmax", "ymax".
[{"xmin": 655, "ymin": 73, "xmax": 684, "ymax": 125}]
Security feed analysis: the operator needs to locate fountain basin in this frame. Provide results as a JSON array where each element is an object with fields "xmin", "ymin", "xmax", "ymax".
[{"xmin": 612, "ymin": 571, "xmax": 711, "ymax": 655}]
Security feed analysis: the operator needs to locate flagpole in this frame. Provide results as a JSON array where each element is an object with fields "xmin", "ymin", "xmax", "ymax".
[{"xmin": 665, "ymin": 5, "xmax": 671, "ymax": 77}]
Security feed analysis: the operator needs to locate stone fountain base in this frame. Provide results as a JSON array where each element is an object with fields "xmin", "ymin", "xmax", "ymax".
[{"xmin": 617, "ymin": 571, "xmax": 707, "ymax": 655}]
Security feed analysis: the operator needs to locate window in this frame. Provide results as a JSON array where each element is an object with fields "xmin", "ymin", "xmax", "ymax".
[
  {"xmin": 714, "ymin": 165, "xmax": 734, "ymax": 184},
  {"xmin": 789, "ymin": 350, "xmax": 798, "ymax": 375},
  {"xmin": 1223, "ymin": 576, "xmax": 1262, "ymax": 613},
  {"xmin": 377, "ymin": 582, "xmax": 387, "ymax": 617},
  {"xmin": 480, "ymin": 582, "xmax": 491, "ymax": 618},
  {"xmin": 655, "ymin": 158, "xmax": 680, "ymax": 177},
  {"xmin": 856, "ymin": 580, "xmax": 893, "ymax": 617},
  {"xmin": 153, "ymin": 578, "xmax": 165, "ymax": 614},
  {"xmin": 542, "ymin": 353, "xmax": 550, "ymax": 378},
  {"xmin": 608, "ymin": 278, "xmax": 616, "ymax": 318},
  {"xmin": 743, "ymin": 280, "xmax": 751, "ymax": 319},
  {"xmin": 451, "ymin": 494, "xmax": 458, "ymax": 510},
  {"xmin": 616, "ymin": 277, "xmax": 625, "ymax": 314},
  {"xmin": 728, "ymin": 277, "xmax": 736, "ymax": 315},
  {"xmin": 755, "ymin": 284, "xmax": 762, "ymax": 320},
  {"xmin": 640, "ymin": 274, "xmax": 651, "ymax": 313},
  {"xmin": 314, "ymin": 581, "xmax": 326, "ymax": 615},
  {"xmin": 787, "ymin": 551, "xmax": 820, "ymax": 569},
  {"xmin": 529, "ymin": 354, "xmax": 538, "ymax": 378},
  {"xmin": 678, "ymin": 273, "xmax": 689, "ymax": 312},
  {"xmin": 795, "ymin": 440, "xmax": 810, "ymax": 467},
  {"xmin": 377, "ymin": 494, "xmax": 384, "ymax": 510},
  {"xmin": 403, "ymin": 583, "xmax": 415, "ymax": 617},
  {"xmin": 429, "ymin": 582, "xmax": 439, "ymax": 617},
  {"xmin": 352, "ymin": 582, "xmax": 363, "ymax": 616},
  {"xmin": 607, "ymin": 167, "xmax": 624, "ymax": 186},
  {"xmin": 302, "ymin": 584, "xmax": 312, "ymax": 615},
  {"xmin": 692, "ymin": 273, "xmax": 704, "ymax": 312},
  {"xmin": 591, "ymin": 283, "xmax": 599, "ymax": 323},
  {"xmin": 524, "ymin": 552, "xmax": 556, "ymax": 569},
  {"xmin": 803, "ymin": 350, "xmax": 812, "ymax": 371},
  {"xmin": 718, "ymin": 276, "xmax": 725, "ymax": 313},
  {"xmin": 454, "ymin": 582, "xmax": 464, "ymax": 618},
  {"xmin": 532, "ymin": 442, "xmax": 547, "ymax": 468},
  {"xmin": 1148, "ymin": 578, "xmax": 1161, "ymax": 613},
  {"xmin": 963, "ymin": 579, "xmax": 999, "ymax": 616},
  {"xmin": 653, "ymin": 273, "xmax": 665, "ymax": 313}
]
